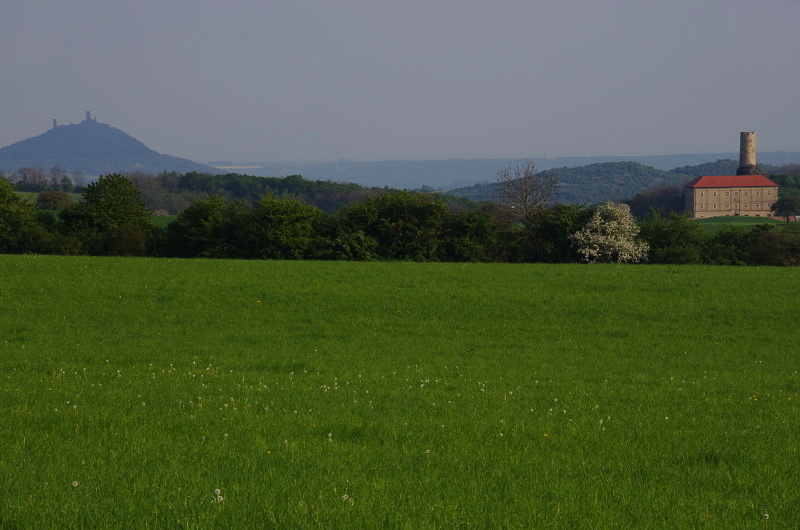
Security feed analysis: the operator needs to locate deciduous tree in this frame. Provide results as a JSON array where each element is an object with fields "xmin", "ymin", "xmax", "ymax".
[
  {"xmin": 771, "ymin": 195, "xmax": 800, "ymax": 224},
  {"xmin": 638, "ymin": 208, "xmax": 708, "ymax": 264},
  {"xmin": 35, "ymin": 190, "xmax": 73, "ymax": 211},
  {"xmin": 0, "ymin": 178, "xmax": 42, "ymax": 253},
  {"xmin": 60, "ymin": 173, "xmax": 151, "ymax": 255},
  {"xmin": 335, "ymin": 191, "xmax": 447, "ymax": 261},
  {"xmin": 166, "ymin": 195, "xmax": 247, "ymax": 258},
  {"xmin": 239, "ymin": 192, "xmax": 323, "ymax": 259},
  {"xmin": 570, "ymin": 201, "xmax": 649, "ymax": 263},
  {"xmin": 494, "ymin": 161, "xmax": 557, "ymax": 228}
]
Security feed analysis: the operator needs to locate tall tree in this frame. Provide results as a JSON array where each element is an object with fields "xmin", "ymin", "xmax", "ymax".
[
  {"xmin": 525, "ymin": 204, "xmax": 594, "ymax": 263},
  {"xmin": 770, "ymin": 195, "xmax": 800, "ymax": 224},
  {"xmin": 494, "ymin": 161, "xmax": 557, "ymax": 228},
  {"xmin": 48, "ymin": 165, "xmax": 67, "ymax": 190},
  {"xmin": 80, "ymin": 174, "xmax": 152, "ymax": 231},
  {"xmin": 239, "ymin": 192, "xmax": 323, "ymax": 259},
  {"xmin": 166, "ymin": 195, "xmax": 247, "ymax": 258},
  {"xmin": 638, "ymin": 208, "xmax": 707, "ymax": 264},
  {"xmin": 0, "ymin": 178, "xmax": 41, "ymax": 253},
  {"xmin": 60, "ymin": 173, "xmax": 152, "ymax": 255},
  {"xmin": 334, "ymin": 191, "xmax": 447, "ymax": 261}
]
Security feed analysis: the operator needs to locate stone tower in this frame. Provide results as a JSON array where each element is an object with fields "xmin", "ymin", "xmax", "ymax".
[{"xmin": 736, "ymin": 131, "xmax": 759, "ymax": 175}]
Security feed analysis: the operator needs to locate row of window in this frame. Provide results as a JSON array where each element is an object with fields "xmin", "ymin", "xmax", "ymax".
[
  {"xmin": 699, "ymin": 189, "xmax": 772, "ymax": 198},
  {"xmin": 698, "ymin": 203, "xmax": 762, "ymax": 209}
]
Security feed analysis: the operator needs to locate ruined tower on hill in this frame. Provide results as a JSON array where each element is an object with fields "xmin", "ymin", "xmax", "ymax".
[{"xmin": 736, "ymin": 131, "xmax": 760, "ymax": 175}]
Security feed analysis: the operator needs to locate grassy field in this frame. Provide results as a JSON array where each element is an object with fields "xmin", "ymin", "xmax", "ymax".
[
  {"xmin": 1, "ymin": 256, "xmax": 799, "ymax": 527},
  {"xmin": 151, "ymin": 215, "xmax": 176, "ymax": 228},
  {"xmin": 14, "ymin": 191, "xmax": 83, "ymax": 203},
  {"xmin": 695, "ymin": 215, "xmax": 785, "ymax": 234}
]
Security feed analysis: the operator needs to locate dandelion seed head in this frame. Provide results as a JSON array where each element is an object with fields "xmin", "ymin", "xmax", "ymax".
[{"xmin": 72, "ymin": 481, "xmax": 79, "ymax": 487}]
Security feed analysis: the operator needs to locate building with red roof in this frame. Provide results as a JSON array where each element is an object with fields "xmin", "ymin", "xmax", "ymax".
[{"xmin": 684, "ymin": 175, "xmax": 779, "ymax": 218}]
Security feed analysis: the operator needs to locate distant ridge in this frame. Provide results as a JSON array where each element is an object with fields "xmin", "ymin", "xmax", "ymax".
[
  {"xmin": 0, "ymin": 116, "xmax": 217, "ymax": 175},
  {"xmin": 230, "ymin": 152, "xmax": 800, "ymax": 190}
]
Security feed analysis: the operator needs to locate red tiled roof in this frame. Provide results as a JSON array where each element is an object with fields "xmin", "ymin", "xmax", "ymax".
[{"xmin": 684, "ymin": 175, "xmax": 779, "ymax": 188}]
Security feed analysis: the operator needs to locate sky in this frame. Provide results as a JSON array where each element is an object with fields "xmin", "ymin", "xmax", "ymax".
[{"xmin": 1, "ymin": 0, "xmax": 798, "ymax": 163}]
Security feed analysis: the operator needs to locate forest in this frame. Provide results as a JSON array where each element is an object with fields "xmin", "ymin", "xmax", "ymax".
[{"xmin": 3, "ymin": 167, "xmax": 800, "ymax": 266}]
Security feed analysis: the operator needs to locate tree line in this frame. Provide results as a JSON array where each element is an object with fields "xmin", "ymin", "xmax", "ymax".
[{"xmin": 3, "ymin": 169, "xmax": 800, "ymax": 265}]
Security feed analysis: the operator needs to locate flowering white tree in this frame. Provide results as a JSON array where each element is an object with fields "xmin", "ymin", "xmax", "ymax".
[{"xmin": 570, "ymin": 201, "xmax": 649, "ymax": 263}]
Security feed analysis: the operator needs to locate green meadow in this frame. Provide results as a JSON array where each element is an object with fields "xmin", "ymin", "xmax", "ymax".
[
  {"xmin": 695, "ymin": 215, "xmax": 785, "ymax": 234},
  {"xmin": 1, "ymin": 256, "xmax": 799, "ymax": 527}
]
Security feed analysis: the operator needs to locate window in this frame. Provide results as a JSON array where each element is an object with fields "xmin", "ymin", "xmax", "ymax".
[
  {"xmin": 700, "ymin": 191, "xmax": 704, "ymax": 197},
  {"xmin": 713, "ymin": 191, "xmax": 717, "ymax": 197},
  {"xmin": 756, "ymin": 190, "xmax": 760, "ymax": 196},
  {"xmin": 713, "ymin": 203, "xmax": 717, "ymax": 209},
  {"xmin": 767, "ymin": 190, "xmax": 772, "ymax": 196},
  {"xmin": 726, "ymin": 191, "xmax": 730, "ymax": 197},
  {"xmin": 725, "ymin": 203, "xmax": 730, "ymax": 209}
]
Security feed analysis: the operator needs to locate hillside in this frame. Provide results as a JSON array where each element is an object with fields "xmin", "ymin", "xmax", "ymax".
[
  {"xmin": 0, "ymin": 118, "xmax": 216, "ymax": 175},
  {"xmin": 446, "ymin": 159, "xmax": 787, "ymax": 205},
  {"xmin": 447, "ymin": 161, "xmax": 687, "ymax": 204},
  {"xmin": 227, "ymin": 152, "xmax": 800, "ymax": 190}
]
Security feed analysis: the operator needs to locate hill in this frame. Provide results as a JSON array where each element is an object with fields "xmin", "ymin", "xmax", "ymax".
[
  {"xmin": 447, "ymin": 161, "xmax": 687, "ymax": 204},
  {"xmin": 226, "ymin": 152, "xmax": 800, "ymax": 190},
  {"xmin": 446, "ymin": 159, "xmax": 787, "ymax": 205},
  {"xmin": 0, "ymin": 117, "xmax": 217, "ymax": 176}
]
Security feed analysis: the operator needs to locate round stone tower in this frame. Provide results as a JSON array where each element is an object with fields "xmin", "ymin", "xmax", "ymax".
[
  {"xmin": 739, "ymin": 132, "xmax": 756, "ymax": 166},
  {"xmin": 737, "ymin": 132, "xmax": 759, "ymax": 175}
]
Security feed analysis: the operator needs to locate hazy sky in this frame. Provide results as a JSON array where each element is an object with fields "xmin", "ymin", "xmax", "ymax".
[{"xmin": 1, "ymin": 0, "xmax": 798, "ymax": 163}]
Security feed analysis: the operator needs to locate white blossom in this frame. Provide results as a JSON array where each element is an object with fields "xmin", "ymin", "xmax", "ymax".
[{"xmin": 570, "ymin": 201, "xmax": 649, "ymax": 263}]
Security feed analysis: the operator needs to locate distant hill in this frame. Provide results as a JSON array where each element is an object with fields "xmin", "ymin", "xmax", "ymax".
[
  {"xmin": 228, "ymin": 152, "xmax": 800, "ymax": 190},
  {"xmin": 443, "ymin": 160, "xmax": 771, "ymax": 205},
  {"xmin": 446, "ymin": 161, "xmax": 683, "ymax": 204},
  {"xmin": 0, "ymin": 118, "xmax": 217, "ymax": 176}
]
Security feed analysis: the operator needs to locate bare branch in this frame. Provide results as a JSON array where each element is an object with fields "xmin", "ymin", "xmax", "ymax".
[{"xmin": 494, "ymin": 161, "xmax": 557, "ymax": 226}]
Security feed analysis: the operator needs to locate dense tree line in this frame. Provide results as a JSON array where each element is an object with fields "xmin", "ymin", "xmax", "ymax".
[
  {"xmin": 1, "ymin": 165, "xmax": 85, "ymax": 192},
  {"xmin": 125, "ymin": 171, "xmax": 394, "ymax": 214},
  {"xmin": 3, "ymin": 173, "xmax": 800, "ymax": 265}
]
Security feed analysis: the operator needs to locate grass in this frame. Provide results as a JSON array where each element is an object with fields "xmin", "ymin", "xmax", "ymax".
[
  {"xmin": 150, "ymin": 215, "xmax": 176, "ymax": 228},
  {"xmin": 14, "ymin": 191, "xmax": 83, "ymax": 203},
  {"xmin": 695, "ymin": 215, "xmax": 785, "ymax": 234},
  {"xmin": 1, "ymin": 256, "xmax": 799, "ymax": 527}
]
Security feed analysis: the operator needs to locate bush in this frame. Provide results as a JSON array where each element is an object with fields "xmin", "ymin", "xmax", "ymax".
[{"xmin": 35, "ymin": 190, "xmax": 73, "ymax": 211}]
